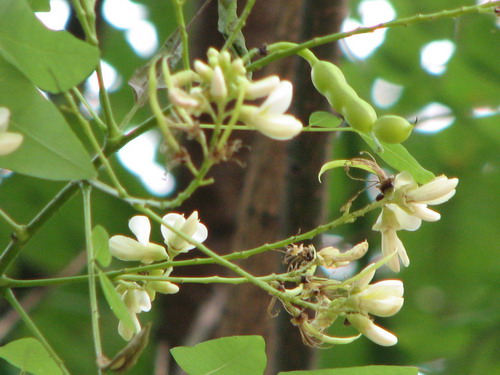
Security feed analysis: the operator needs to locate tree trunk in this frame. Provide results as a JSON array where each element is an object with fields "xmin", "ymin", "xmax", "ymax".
[{"xmin": 160, "ymin": 1, "xmax": 346, "ymax": 373}]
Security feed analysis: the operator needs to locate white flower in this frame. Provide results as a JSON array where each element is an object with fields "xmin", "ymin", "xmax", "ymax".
[
  {"xmin": 0, "ymin": 107, "xmax": 23, "ymax": 156},
  {"xmin": 117, "ymin": 286, "xmax": 151, "ymax": 341},
  {"xmin": 393, "ymin": 171, "xmax": 458, "ymax": 222},
  {"xmin": 373, "ymin": 172, "xmax": 458, "ymax": 272},
  {"xmin": 372, "ymin": 205, "xmax": 413, "ymax": 272},
  {"xmin": 348, "ymin": 265, "xmax": 404, "ymax": 317},
  {"xmin": 346, "ymin": 313, "xmax": 398, "ymax": 346},
  {"xmin": 239, "ymin": 81, "xmax": 303, "ymax": 140},
  {"xmin": 161, "ymin": 211, "xmax": 208, "ymax": 254},
  {"xmin": 109, "ymin": 216, "xmax": 168, "ymax": 264}
]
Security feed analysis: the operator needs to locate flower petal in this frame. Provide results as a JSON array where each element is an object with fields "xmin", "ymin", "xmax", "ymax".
[
  {"xmin": 118, "ymin": 313, "xmax": 141, "ymax": 341},
  {"xmin": 381, "ymin": 229, "xmax": 409, "ymax": 272},
  {"xmin": 0, "ymin": 107, "xmax": 10, "ymax": 132},
  {"xmin": 407, "ymin": 176, "xmax": 458, "ymax": 203},
  {"xmin": 391, "ymin": 205, "xmax": 422, "ymax": 231},
  {"xmin": 129, "ymin": 215, "xmax": 151, "ymax": 245},
  {"xmin": 261, "ymin": 81, "xmax": 293, "ymax": 114},
  {"xmin": 410, "ymin": 204, "xmax": 441, "ymax": 222},
  {"xmin": 252, "ymin": 114, "xmax": 303, "ymax": 140},
  {"xmin": 161, "ymin": 213, "xmax": 185, "ymax": 246},
  {"xmin": 109, "ymin": 235, "xmax": 146, "ymax": 261},
  {"xmin": 0, "ymin": 132, "xmax": 23, "ymax": 155},
  {"xmin": 347, "ymin": 314, "xmax": 398, "ymax": 346},
  {"xmin": 109, "ymin": 235, "xmax": 167, "ymax": 264},
  {"xmin": 192, "ymin": 222, "xmax": 208, "ymax": 244},
  {"xmin": 134, "ymin": 289, "xmax": 152, "ymax": 312},
  {"xmin": 245, "ymin": 75, "xmax": 280, "ymax": 100},
  {"xmin": 425, "ymin": 189, "xmax": 456, "ymax": 205},
  {"xmin": 393, "ymin": 171, "xmax": 417, "ymax": 191}
]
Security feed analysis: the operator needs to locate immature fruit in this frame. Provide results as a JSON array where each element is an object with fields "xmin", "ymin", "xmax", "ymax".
[
  {"xmin": 311, "ymin": 60, "xmax": 347, "ymax": 96},
  {"xmin": 373, "ymin": 115, "xmax": 413, "ymax": 144},
  {"xmin": 325, "ymin": 84, "xmax": 358, "ymax": 113},
  {"xmin": 343, "ymin": 96, "xmax": 377, "ymax": 133}
]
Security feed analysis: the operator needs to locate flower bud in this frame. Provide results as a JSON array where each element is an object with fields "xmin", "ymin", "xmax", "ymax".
[
  {"xmin": 210, "ymin": 66, "xmax": 228, "ymax": 102},
  {"xmin": 168, "ymin": 87, "xmax": 200, "ymax": 109},
  {"xmin": 194, "ymin": 60, "xmax": 213, "ymax": 82},
  {"xmin": 231, "ymin": 58, "xmax": 247, "ymax": 76},
  {"xmin": 171, "ymin": 69, "xmax": 199, "ymax": 87}
]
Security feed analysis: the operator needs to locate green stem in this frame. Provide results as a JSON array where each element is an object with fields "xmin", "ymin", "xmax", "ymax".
[
  {"xmin": 163, "ymin": 158, "xmax": 215, "ymax": 208},
  {"xmin": 117, "ymin": 273, "xmax": 299, "ymax": 284},
  {"xmin": 0, "ymin": 208, "xmax": 28, "ymax": 242},
  {"xmin": 1, "ymin": 197, "xmax": 386, "ymax": 289},
  {"xmin": 87, "ymin": 180, "xmax": 166, "ymax": 208},
  {"xmin": 95, "ymin": 64, "xmax": 121, "ymax": 140},
  {"xmin": 198, "ymin": 124, "xmax": 354, "ymax": 132},
  {"xmin": 221, "ymin": 0, "xmax": 254, "ymax": 55},
  {"xmin": 73, "ymin": 0, "xmax": 120, "ymax": 138},
  {"xmin": 216, "ymin": 78, "xmax": 248, "ymax": 151},
  {"xmin": 137, "ymin": 207, "xmax": 319, "ymax": 311},
  {"xmin": 245, "ymin": 1, "xmax": 500, "ymax": 71},
  {"xmin": 148, "ymin": 60, "xmax": 181, "ymax": 154},
  {"xmin": 82, "ymin": 185, "xmax": 104, "ymax": 374},
  {"xmin": 71, "ymin": 87, "xmax": 107, "ymax": 132},
  {"xmin": 0, "ymin": 182, "xmax": 79, "ymax": 274},
  {"xmin": 172, "ymin": 0, "xmax": 191, "ymax": 71},
  {"xmin": 69, "ymin": 0, "xmax": 98, "ymax": 45},
  {"xmin": 3, "ymin": 289, "xmax": 71, "ymax": 375},
  {"xmin": 64, "ymin": 92, "xmax": 127, "ymax": 197},
  {"xmin": 0, "ymin": 271, "xmax": 298, "ymax": 288}
]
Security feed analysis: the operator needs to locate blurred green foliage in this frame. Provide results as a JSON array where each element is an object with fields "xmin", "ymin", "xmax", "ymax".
[{"xmin": 321, "ymin": 1, "xmax": 500, "ymax": 374}]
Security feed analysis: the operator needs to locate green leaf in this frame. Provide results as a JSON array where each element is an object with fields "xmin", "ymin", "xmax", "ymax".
[
  {"xmin": 0, "ymin": 0, "xmax": 99, "ymax": 93},
  {"xmin": 357, "ymin": 132, "xmax": 434, "ymax": 184},
  {"xmin": 217, "ymin": 0, "xmax": 248, "ymax": 56},
  {"xmin": 0, "ymin": 337, "xmax": 62, "ymax": 375},
  {"xmin": 278, "ymin": 365, "xmax": 418, "ymax": 375},
  {"xmin": 28, "ymin": 0, "xmax": 50, "ymax": 12},
  {"xmin": 171, "ymin": 335, "xmax": 267, "ymax": 375},
  {"xmin": 309, "ymin": 111, "xmax": 343, "ymax": 128},
  {"xmin": 0, "ymin": 57, "xmax": 97, "ymax": 180},
  {"xmin": 318, "ymin": 159, "xmax": 380, "ymax": 182},
  {"xmin": 98, "ymin": 270, "xmax": 136, "ymax": 333},
  {"xmin": 92, "ymin": 225, "xmax": 111, "ymax": 267}
]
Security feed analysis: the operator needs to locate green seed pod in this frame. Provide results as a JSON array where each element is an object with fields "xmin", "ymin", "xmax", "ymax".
[
  {"xmin": 311, "ymin": 60, "xmax": 348, "ymax": 96},
  {"xmin": 373, "ymin": 115, "xmax": 413, "ymax": 143},
  {"xmin": 343, "ymin": 96, "xmax": 377, "ymax": 133},
  {"xmin": 325, "ymin": 84, "xmax": 359, "ymax": 114}
]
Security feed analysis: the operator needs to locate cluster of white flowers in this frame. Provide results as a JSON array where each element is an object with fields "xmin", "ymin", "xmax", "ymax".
[
  {"xmin": 0, "ymin": 107, "xmax": 23, "ymax": 156},
  {"xmin": 373, "ymin": 171, "xmax": 458, "ymax": 272},
  {"xmin": 166, "ymin": 48, "xmax": 303, "ymax": 140},
  {"xmin": 281, "ymin": 242, "xmax": 405, "ymax": 347},
  {"xmin": 109, "ymin": 212, "xmax": 207, "ymax": 340}
]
